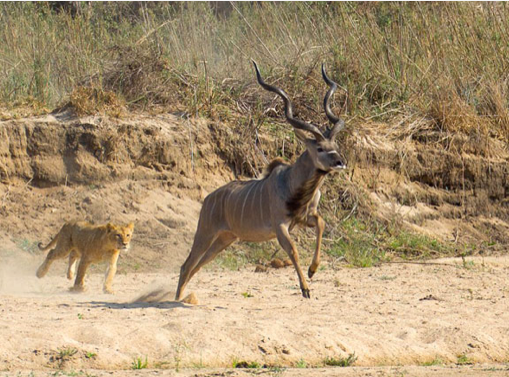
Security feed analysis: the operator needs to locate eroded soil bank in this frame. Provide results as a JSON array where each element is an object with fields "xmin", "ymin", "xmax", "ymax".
[{"xmin": 2, "ymin": 111, "xmax": 509, "ymax": 261}]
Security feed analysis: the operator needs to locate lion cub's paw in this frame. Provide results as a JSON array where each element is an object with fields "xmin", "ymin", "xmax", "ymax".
[
  {"xmin": 69, "ymin": 285, "xmax": 86, "ymax": 293},
  {"xmin": 103, "ymin": 287, "xmax": 115, "ymax": 295}
]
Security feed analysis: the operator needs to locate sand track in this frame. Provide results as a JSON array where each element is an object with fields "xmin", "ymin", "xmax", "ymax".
[{"xmin": 1, "ymin": 256, "xmax": 509, "ymax": 376}]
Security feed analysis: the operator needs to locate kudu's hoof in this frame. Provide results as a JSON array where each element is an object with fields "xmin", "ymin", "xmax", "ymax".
[
  {"xmin": 302, "ymin": 289, "xmax": 311, "ymax": 299},
  {"xmin": 181, "ymin": 292, "xmax": 199, "ymax": 305},
  {"xmin": 308, "ymin": 267, "xmax": 316, "ymax": 279}
]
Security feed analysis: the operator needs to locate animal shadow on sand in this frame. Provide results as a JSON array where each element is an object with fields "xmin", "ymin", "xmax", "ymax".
[{"xmin": 81, "ymin": 288, "xmax": 191, "ymax": 310}]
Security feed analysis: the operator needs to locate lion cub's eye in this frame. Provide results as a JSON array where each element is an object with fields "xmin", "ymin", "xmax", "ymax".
[{"xmin": 116, "ymin": 234, "xmax": 122, "ymax": 239}]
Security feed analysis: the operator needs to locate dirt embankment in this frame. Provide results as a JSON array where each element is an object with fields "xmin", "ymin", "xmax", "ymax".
[
  {"xmin": 0, "ymin": 112, "xmax": 226, "ymax": 187},
  {"xmin": 1, "ymin": 112, "xmax": 509, "ymax": 273},
  {"xmin": 347, "ymin": 123, "xmax": 509, "ymax": 247}
]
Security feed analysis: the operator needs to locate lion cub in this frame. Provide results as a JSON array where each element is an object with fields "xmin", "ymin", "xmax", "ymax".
[{"xmin": 36, "ymin": 221, "xmax": 134, "ymax": 294}]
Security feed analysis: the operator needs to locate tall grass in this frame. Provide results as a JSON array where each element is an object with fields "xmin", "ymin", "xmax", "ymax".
[{"xmin": 1, "ymin": 2, "xmax": 509, "ymax": 139}]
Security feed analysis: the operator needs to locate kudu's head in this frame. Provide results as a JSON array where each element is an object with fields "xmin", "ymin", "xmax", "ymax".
[{"xmin": 253, "ymin": 61, "xmax": 346, "ymax": 173}]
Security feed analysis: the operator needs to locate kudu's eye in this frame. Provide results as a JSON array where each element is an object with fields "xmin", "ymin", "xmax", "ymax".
[{"xmin": 317, "ymin": 147, "xmax": 324, "ymax": 153}]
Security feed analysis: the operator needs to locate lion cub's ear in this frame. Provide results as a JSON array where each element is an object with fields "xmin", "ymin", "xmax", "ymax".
[
  {"xmin": 106, "ymin": 223, "xmax": 116, "ymax": 232},
  {"xmin": 127, "ymin": 222, "xmax": 134, "ymax": 230}
]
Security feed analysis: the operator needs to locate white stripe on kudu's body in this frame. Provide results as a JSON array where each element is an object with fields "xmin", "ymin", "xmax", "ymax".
[{"xmin": 175, "ymin": 62, "xmax": 348, "ymax": 300}]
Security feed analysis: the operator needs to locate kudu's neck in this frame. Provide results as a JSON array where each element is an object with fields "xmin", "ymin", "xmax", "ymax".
[
  {"xmin": 285, "ymin": 151, "xmax": 327, "ymax": 217},
  {"xmin": 288, "ymin": 151, "xmax": 326, "ymax": 189}
]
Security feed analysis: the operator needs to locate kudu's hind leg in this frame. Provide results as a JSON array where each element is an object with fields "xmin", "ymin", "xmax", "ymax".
[
  {"xmin": 307, "ymin": 213, "xmax": 325, "ymax": 279},
  {"xmin": 187, "ymin": 232, "xmax": 237, "ymax": 281},
  {"xmin": 175, "ymin": 231, "xmax": 217, "ymax": 301},
  {"xmin": 276, "ymin": 224, "xmax": 310, "ymax": 298}
]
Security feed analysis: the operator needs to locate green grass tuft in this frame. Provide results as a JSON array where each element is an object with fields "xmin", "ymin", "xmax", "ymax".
[
  {"xmin": 131, "ymin": 356, "xmax": 148, "ymax": 370},
  {"xmin": 324, "ymin": 353, "xmax": 357, "ymax": 367},
  {"xmin": 327, "ymin": 216, "xmax": 451, "ymax": 267},
  {"xmin": 232, "ymin": 359, "xmax": 261, "ymax": 369}
]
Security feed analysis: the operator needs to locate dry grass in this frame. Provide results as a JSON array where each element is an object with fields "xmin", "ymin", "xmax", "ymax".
[
  {"xmin": 429, "ymin": 89, "xmax": 484, "ymax": 135},
  {"xmin": 480, "ymin": 81, "xmax": 509, "ymax": 140},
  {"xmin": 1, "ymin": 3, "xmax": 508, "ymax": 141},
  {"xmin": 68, "ymin": 86, "xmax": 124, "ymax": 117}
]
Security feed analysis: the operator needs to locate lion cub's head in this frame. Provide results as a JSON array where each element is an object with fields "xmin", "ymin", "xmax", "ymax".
[{"xmin": 106, "ymin": 222, "xmax": 134, "ymax": 252}]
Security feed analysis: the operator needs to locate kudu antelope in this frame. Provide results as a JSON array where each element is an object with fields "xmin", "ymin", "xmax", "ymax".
[{"xmin": 175, "ymin": 62, "xmax": 346, "ymax": 300}]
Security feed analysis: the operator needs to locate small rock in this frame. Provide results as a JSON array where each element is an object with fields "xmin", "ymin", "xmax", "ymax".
[
  {"xmin": 270, "ymin": 258, "xmax": 285, "ymax": 269},
  {"xmin": 254, "ymin": 264, "xmax": 268, "ymax": 273},
  {"xmin": 419, "ymin": 294, "xmax": 442, "ymax": 301},
  {"xmin": 270, "ymin": 258, "xmax": 292, "ymax": 269}
]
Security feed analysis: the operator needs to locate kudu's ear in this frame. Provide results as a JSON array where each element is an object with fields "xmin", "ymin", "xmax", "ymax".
[{"xmin": 294, "ymin": 129, "xmax": 309, "ymax": 142}]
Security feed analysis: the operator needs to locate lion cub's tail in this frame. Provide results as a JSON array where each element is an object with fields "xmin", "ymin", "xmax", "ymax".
[
  {"xmin": 38, "ymin": 238, "xmax": 57, "ymax": 252},
  {"xmin": 38, "ymin": 226, "xmax": 65, "ymax": 251}
]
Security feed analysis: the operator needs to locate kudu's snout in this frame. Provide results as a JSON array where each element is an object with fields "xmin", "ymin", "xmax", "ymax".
[
  {"xmin": 326, "ymin": 150, "xmax": 346, "ymax": 171},
  {"xmin": 332, "ymin": 155, "xmax": 347, "ymax": 170},
  {"xmin": 335, "ymin": 160, "xmax": 346, "ymax": 169}
]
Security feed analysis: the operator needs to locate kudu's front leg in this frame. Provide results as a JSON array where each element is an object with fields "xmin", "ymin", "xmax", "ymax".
[
  {"xmin": 276, "ymin": 224, "xmax": 310, "ymax": 298},
  {"xmin": 307, "ymin": 213, "xmax": 325, "ymax": 279}
]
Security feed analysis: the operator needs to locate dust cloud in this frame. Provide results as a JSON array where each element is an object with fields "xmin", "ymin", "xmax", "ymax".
[{"xmin": 0, "ymin": 253, "xmax": 44, "ymax": 295}]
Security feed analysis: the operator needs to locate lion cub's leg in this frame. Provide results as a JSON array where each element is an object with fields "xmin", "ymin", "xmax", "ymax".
[
  {"xmin": 36, "ymin": 242, "xmax": 73, "ymax": 278},
  {"xmin": 67, "ymin": 251, "xmax": 80, "ymax": 280},
  {"xmin": 70, "ymin": 258, "xmax": 92, "ymax": 293},
  {"xmin": 103, "ymin": 250, "xmax": 120, "ymax": 294}
]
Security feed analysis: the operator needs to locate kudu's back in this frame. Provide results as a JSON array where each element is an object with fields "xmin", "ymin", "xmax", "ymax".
[{"xmin": 197, "ymin": 163, "xmax": 291, "ymax": 242}]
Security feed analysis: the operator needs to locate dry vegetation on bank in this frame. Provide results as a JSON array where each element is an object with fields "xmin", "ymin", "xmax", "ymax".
[
  {"xmin": 2, "ymin": 2, "xmax": 509, "ymax": 129},
  {"xmin": 1, "ymin": 2, "xmax": 509, "ymax": 266}
]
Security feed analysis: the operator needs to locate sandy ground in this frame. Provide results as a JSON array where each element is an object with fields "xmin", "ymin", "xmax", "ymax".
[
  {"xmin": 1, "ymin": 255, "xmax": 509, "ymax": 376},
  {"xmin": 6, "ymin": 365, "xmax": 509, "ymax": 377}
]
